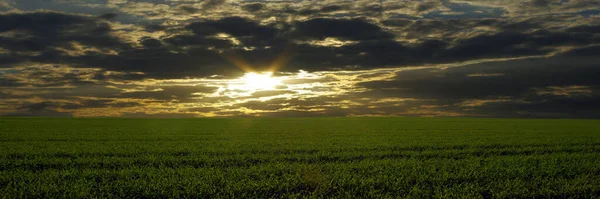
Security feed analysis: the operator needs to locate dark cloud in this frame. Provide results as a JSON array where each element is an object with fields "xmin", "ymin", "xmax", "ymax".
[
  {"xmin": 0, "ymin": 12, "xmax": 127, "ymax": 53},
  {"xmin": 561, "ymin": 45, "xmax": 600, "ymax": 57},
  {"xmin": 0, "ymin": 54, "xmax": 26, "ymax": 67},
  {"xmin": 186, "ymin": 17, "xmax": 278, "ymax": 38},
  {"xmin": 566, "ymin": 24, "xmax": 600, "ymax": 34},
  {"xmin": 144, "ymin": 24, "xmax": 166, "ymax": 32},
  {"xmin": 163, "ymin": 35, "xmax": 232, "ymax": 49},
  {"xmin": 253, "ymin": 109, "xmax": 348, "ymax": 117},
  {"xmin": 250, "ymin": 90, "xmax": 295, "ymax": 98},
  {"xmin": 509, "ymin": 96, "xmax": 600, "ymax": 118},
  {"xmin": 121, "ymin": 112, "xmax": 196, "ymax": 118},
  {"xmin": 57, "ymin": 47, "xmax": 232, "ymax": 79},
  {"xmin": 98, "ymin": 13, "xmax": 118, "ymax": 20},
  {"xmin": 362, "ymin": 56, "xmax": 600, "ymax": 99},
  {"xmin": 5, "ymin": 102, "xmax": 73, "ymax": 117},
  {"xmin": 91, "ymin": 71, "xmax": 146, "ymax": 81},
  {"xmin": 202, "ymin": 0, "xmax": 226, "ymax": 10},
  {"xmin": 178, "ymin": 5, "xmax": 199, "ymax": 14},
  {"xmin": 384, "ymin": 15, "xmax": 582, "ymax": 40},
  {"xmin": 61, "ymin": 100, "xmax": 140, "ymax": 109},
  {"xmin": 357, "ymin": 51, "xmax": 600, "ymax": 117},
  {"xmin": 292, "ymin": 18, "xmax": 395, "ymax": 41},
  {"xmin": 0, "ymin": 77, "xmax": 24, "ymax": 87},
  {"xmin": 235, "ymin": 100, "xmax": 288, "ymax": 111},
  {"xmin": 360, "ymin": 3, "xmax": 384, "ymax": 17},
  {"xmin": 415, "ymin": 2, "xmax": 439, "ymax": 13},
  {"xmin": 242, "ymin": 3, "xmax": 265, "ymax": 12},
  {"xmin": 17, "ymin": 70, "xmax": 97, "ymax": 87},
  {"xmin": 186, "ymin": 107, "xmax": 220, "ymax": 113},
  {"xmin": 527, "ymin": 0, "xmax": 566, "ymax": 7},
  {"xmin": 139, "ymin": 38, "xmax": 164, "ymax": 48},
  {"xmin": 443, "ymin": 32, "xmax": 547, "ymax": 61},
  {"xmin": 531, "ymin": 0, "xmax": 552, "ymax": 7},
  {"xmin": 0, "ymin": 12, "xmax": 87, "ymax": 32},
  {"xmin": 320, "ymin": 5, "xmax": 346, "ymax": 12},
  {"xmin": 119, "ymin": 86, "xmax": 219, "ymax": 102},
  {"xmin": 17, "ymin": 102, "xmax": 52, "ymax": 112},
  {"xmin": 440, "ymin": 30, "xmax": 598, "ymax": 62}
]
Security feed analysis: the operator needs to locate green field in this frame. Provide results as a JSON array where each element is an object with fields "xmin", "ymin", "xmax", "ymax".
[{"xmin": 1, "ymin": 117, "xmax": 600, "ymax": 198}]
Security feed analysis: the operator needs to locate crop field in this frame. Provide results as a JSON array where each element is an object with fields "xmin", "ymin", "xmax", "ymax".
[{"xmin": 1, "ymin": 117, "xmax": 600, "ymax": 198}]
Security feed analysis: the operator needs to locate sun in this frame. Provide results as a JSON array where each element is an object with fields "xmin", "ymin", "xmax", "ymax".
[
  {"xmin": 222, "ymin": 72, "xmax": 285, "ymax": 97},
  {"xmin": 239, "ymin": 72, "xmax": 282, "ymax": 90}
]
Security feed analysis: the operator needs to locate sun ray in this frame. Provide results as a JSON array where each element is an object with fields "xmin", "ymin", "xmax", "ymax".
[
  {"xmin": 222, "ymin": 51, "xmax": 254, "ymax": 73},
  {"xmin": 221, "ymin": 44, "xmax": 295, "ymax": 74},
  {"xmin": 267, "ymin": 45, "xmax": 295, "ymax": 72}
]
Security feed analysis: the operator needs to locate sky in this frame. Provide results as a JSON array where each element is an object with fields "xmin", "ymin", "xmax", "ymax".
[{"xmin": 0, "ymin": 0, "xmax": 599, "ymax": 118}]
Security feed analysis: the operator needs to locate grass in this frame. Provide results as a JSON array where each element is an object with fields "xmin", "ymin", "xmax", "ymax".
[{"xmin": 1, "ymin": 117, "xmax": 599, "ymax": 198}]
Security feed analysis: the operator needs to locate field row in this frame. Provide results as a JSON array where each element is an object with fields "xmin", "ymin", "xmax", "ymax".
[
  {"xmin": 2, "ymin": 145, "xmax": 600, "ymax": 171},
  {"xmin": 3, "ymin": 154, "xmax": 600, "ymax": 198}
]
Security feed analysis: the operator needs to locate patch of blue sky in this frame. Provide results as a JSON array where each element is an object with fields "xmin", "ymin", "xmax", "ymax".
[
  {"xmin": 0, "ymin": 68, "xmax": 19, "ymax": 75},
  {"xmin": 577, "ymin": 9, "xmax": 600, "ymax": 18}
]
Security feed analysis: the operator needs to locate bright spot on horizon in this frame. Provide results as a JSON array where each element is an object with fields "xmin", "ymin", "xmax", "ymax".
[
  {"xmin": 215, "ymin": 70, "xmax": 320, "ymax": 99},
  {"xmin": 229, "ymin": 72, "xmax": 282, "ymax": 91}
]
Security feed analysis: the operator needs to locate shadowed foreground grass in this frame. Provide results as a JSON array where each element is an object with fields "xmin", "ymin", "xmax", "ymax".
[{"xmin": 1, "ymin": 117, "xmax": 599, "ymax": 198}]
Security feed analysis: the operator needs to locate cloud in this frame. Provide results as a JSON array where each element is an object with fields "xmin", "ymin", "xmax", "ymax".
[
  {"xmin": 61, "ymin": 99, "xmax": 140, "ymax": 110},
  {"xmin": 241, "ymin": 3, "xmax": 265, "ymax": 13},
  {"xmin": 0, "ymin": 0, "xmax": 13, "ymax": 10},
  {"xmin": 0, "ymin": 12, "xmax": 128, "ymax": 60},
  {"xmin": 530, "ymin": 0, "xmax": 554, "ymax": 7},
  {"xmin": 177, "ymin": 5, "xmax": 199, "ymax": 14},
  {"xmin": 292, "ymin": 18, "xmax": 395, "ymax": 41},
  {"xmin": 362, "ymin": 55, "xmax": 600, "ymax": 99},
  {"xmin": 98, "ymin": 13, "xmax": 118, "ymax": 20},
  {"xmin": 5, "ymin": 102, "xmax": 73, "ymax": 117},
  {"xmin": 533, "ymin": 86, "xmax": 593, "ymax": 97},
  {"xmin": 3, "ymin": 10, "xmax": 598, "ymax": 80},
  {"xmin": 0, "ymin": 76, "xmax": 24, "ymax": 87},
  {"xmin": 250, "ymin": 90, "xmax": 296, "ymax": 98},
  {"xmin": 450, "ymin": 0, "xmax": 600, "ymax": 16},
  {"xmin": 1, "ymin": 1, "xmax": 600, "ymax": 117},
  {"xmin": 355, "ymin": 50, "xmax": 600, "ymax": 117},
  {"xmin": 415, "ymin": 1, "xmax": 442, "ymax": 13},
  {"xmin": 201, "ymin": 0, "xmax": 226, "ymax": 10},
  {"xmin": 119, "ymin": 86, "xmax": 219, "ymax": 102},
  {"xmin": 186, "ymin": 17, "xmax": 278, "ymax": 38}
]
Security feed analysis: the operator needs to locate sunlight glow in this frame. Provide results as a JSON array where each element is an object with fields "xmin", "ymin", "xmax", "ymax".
[
  {"xmin": 242, "ymin": 72, "xmax": 281, "ymax": 90},
  {"xmin": 228, "ymin": 72, "xmax": 282, "ymax": 92}
]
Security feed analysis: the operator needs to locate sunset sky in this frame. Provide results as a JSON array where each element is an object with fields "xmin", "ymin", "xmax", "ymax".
[{"xmin": 1, "ymin": 0, "xmax": 599, "ymax": 118}]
